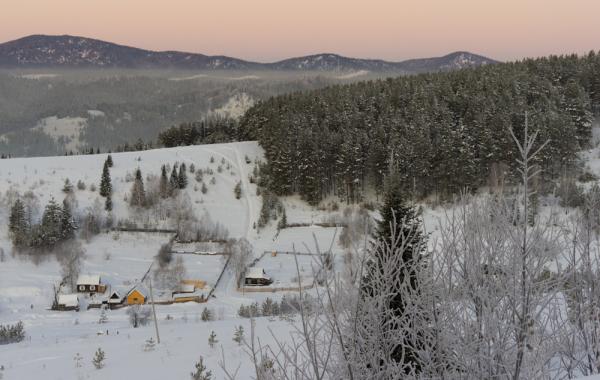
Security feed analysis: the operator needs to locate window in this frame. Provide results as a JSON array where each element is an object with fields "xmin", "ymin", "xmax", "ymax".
[
  {"xmin": 90, "ymin": 285, "xmax": 96, "ymax": 291},
  {"xmin": 79, "ymin": 285, "xmax": 85, "ymax": 291}
]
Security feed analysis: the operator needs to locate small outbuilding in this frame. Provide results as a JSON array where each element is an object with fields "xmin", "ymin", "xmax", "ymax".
[
  {"xmin": 126, "ymin": 286, "xmax": 147, "ymax": 305},
  {"xmin": 244, "ymin": 267, "xmax": 273, "ymax": 286},
  {"xmin": 57, "ymin": 294, "xmax": 80, "ymax": 311},
  {"xmin": 107, "ymin": 290, "xmax": 124, "ymax": 306},
  {"xmin": 76, "ymin": 275, "xmax": 106, "ymax": 294}
]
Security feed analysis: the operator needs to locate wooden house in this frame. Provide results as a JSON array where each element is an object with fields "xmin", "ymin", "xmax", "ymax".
[
  {"xmin": 244, "ymin": 267, "xmax": 273, "ymax": 286},
  {"xmin": 76, "ymin": 275, "xmax": 106, "ymax": 294},
  {"xmin": 126, "ymin": 286, "xmax": 147, "ymax": 305},
  {"xmin": 57, "ymin": 294, "xmax": 79, "ymax": 311}
]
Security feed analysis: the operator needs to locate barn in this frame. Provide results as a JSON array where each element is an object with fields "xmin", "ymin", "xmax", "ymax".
[
  {"xmin": 244, "ymin": 267, "xmax": 273, "ymax": 286},
  {"xmin": 76, "ymin": 275, "xmax": 106, "ymax": 294}
]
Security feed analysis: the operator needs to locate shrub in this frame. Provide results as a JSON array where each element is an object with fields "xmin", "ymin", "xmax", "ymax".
[{"xmin": 0, "ymin": 322, "xmax": 25, "ymax": 345}]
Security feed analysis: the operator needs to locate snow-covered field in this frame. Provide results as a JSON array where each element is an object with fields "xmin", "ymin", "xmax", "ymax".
[{"xmin": 0, "ymin": 141, "xmax": 354, "ymax": 379}]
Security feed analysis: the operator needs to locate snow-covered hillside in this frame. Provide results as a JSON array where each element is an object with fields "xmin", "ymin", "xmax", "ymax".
[{"xmin": 0, "ymin": 141, "xmax": 351, "ymax": 380}]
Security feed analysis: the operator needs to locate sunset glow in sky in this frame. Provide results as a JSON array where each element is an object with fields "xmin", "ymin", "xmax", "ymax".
[{"xmin": 2, "ymin": 0, "xmax": 599, "ymax": 62}]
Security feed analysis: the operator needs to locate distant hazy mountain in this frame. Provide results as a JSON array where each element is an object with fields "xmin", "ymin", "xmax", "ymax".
[{"xmin": 0, "ymin": 34, "xmax": 498, "ymax": 72}]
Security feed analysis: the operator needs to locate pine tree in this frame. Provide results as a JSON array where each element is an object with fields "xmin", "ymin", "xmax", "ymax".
[
  {"xmin": 201, "ymin": 182, "xmax": 208, "ymax": 194},
  {"xmin": 99, "ymin": 161, "xmax": 112, "ymax": 198},
  {"xmin": 9, "ymin": 199, "xmax": 28, "ymax": 246},
  {"xmin": 234, "ymin": 181, "xmax": 242, "ymax": 199},
  {"xmin": 178, "ymin": 163, "xmax": 188, "ymax": 189},
  {"xmin": 190, "ymin": 356, "xmax": 212, "ymax": 380},
  {"xmin": 169, "ymin": 164, "xmax": 179, "ymax": 192},
  {"xmin": 106, "ymin": 154, "xmax": 113, "ymax": 168},
  {"xmin": 208, "ymin": 331, "xmax": 218, "ymax": 348},
  {"xmin": 92, "ymin": 347, "xmax": 105, "ymax": 369},
  {"xmin": 159, "ymin": 164, "xmax": 170, "ymax": 198},
  {"xmin": 233, "ymin": 325, "xmax": 244, "ymax": 345},
  {"xmin": 130, "ymin": 168, "xmax": 146, "ymax": 207}
]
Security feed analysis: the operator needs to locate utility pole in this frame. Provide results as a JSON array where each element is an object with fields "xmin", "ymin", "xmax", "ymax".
[{"xmin": 148, "ymin": 270, "xmax": 161, "ymax": 344}]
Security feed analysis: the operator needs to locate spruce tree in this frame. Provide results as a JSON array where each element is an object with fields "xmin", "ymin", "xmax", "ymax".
[
  {"xmin": 61, "ymin": 198, "xmax": 76, "ymax": 240},
  {"xmin": 130, "ymin": 168, "xmax": 146, "ymax": 207},
  {"xmin": 99, "ymin": 161, "xmax": 112, "ymax": 198},
  {"xmin": 190, "ymin": 356, "xmax": 212, "ymax": 380},
  {"xmin": 40, "ymin": 198, "xmax": 64, "ymax": 246},
  {"xmin": 208, "ymin": 331, "xmax": 218, "ymax": 349},
  {"xmin": 233, "ymin": 325, "xmax": 244, "ymax": 345},
  {"xmin": 178, "ymin": 163, "xmax": 188, "ymax": 189},
  {"xmin": 363, "ymin": 170, "xmax": 426, "ymax": 372},
  {"xmin": 159, "ymin": 164, "xmax": 170, "ymax": 198},
  {"xmin": 105, "ymin": 195, "xmax": 112, "ymax": 212},
  {"xmin": 92, "ymin": 347, "xmax": 105, "ymax": 369},
  {"xmin": 169, "ymin": 164, "xmax": 179, "ymax": 192},
  {"xmin": 234, "ymin": 181, "xmax": 242, "ymax": 199},
  {"xmin": 9, "ymin": 199, "xmax": 28, "ymax": 246},
  {"xmin": 62, "ymin": 178, "xmax": 74, "ymax": 193},
  {"xmin": 106, "ymin": 154, "xmax": 113, "ymax": 168}
]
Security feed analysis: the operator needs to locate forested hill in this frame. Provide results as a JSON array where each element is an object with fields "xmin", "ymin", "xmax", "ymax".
[{"xmin": 239, "ymin": 52, "xmax": 600, "ymax": 205}]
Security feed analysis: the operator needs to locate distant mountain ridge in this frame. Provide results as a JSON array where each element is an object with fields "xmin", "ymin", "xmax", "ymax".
[{"xmin": 0, "ymin": 34, "xmax": 498, "ymax": 72}]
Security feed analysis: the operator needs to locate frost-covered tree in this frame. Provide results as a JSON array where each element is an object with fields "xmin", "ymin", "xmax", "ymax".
[
  {"xmin": 234, "ymin": 181, "xmax": 242, "ymax": 199},
  {"xmin": 9, "ymin": 199, "xmax": 28, "ymax": 246},
  {"xmin": 159, "ymin": 164, "xmax": 170, "ymax": 198},
  {"xmin": 170, "ymin": 164, "xmax": 179, "ymax": 192},
  {"xmin": 92, "ymin": 347, "xmax": 105, "ymax": 369},
  {"xmin": 130, "ymin": 168, "xmax": 146, "ymax": 207},
  {"xmin": 191, "ymin": 356, "xmax": 212, "ymax": 380},
  {"xmin": 208, "ymin": 331, "xmax": 218, "ymax": 349},
  {"xmin": 233, "ymin": 325, "xmax": 244, "ymax": 345},
  {"xmin": 178, "ymin": 163, "xmax": 188, "ymax": 189}
]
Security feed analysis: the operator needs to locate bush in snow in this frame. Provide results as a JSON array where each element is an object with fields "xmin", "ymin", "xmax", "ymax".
[
  {"xmin": 127, "ymin": 305, "xmax": 152, "ymax": 328},
  {"xmin": 92, "ymin": 347, "xmax": 105, "ymax": 369},
  {"xmin": 233, "ymin": 325, "xmax": 244, "ymax": 345},
  {"xmin": 0, "ymin": 321, "xmax": 25, "ymax": 345},
  {"xmin": 191, "ymin": 356, "xmax": 212, "ymax": 380},
  {"xmin": 76, "ymin": 180, "xmax": 86, "ymax": 190},
  {"xmin": 208, "ymin": 331, "xmax": 218, "ymax": 349},
  {"xmin": 200, "ymin": 307, "xmax": 213, "ymax": 322}
]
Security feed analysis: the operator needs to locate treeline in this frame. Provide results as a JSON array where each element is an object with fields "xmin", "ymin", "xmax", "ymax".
[
  {"xmin": 239, "ymin": 52, "xmax": 600, "ymax": 204},
  {"xmin": 157, "ymin": 117, "xmax": 240, "ymax": 147}
]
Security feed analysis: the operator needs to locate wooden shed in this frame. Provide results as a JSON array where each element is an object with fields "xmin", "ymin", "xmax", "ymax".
[
  {"xmin": 244, "ymin": 267, "xmax": 273, "ymax": 286},
  {"xmin": 57, "ymin": 294, "xmax": 80, "ymax": 311}
]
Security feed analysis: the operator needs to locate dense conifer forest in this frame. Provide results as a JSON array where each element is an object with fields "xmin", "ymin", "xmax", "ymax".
[{"xmin": 239, "ymin": 53, "xmax": 600, "ymax": 204}]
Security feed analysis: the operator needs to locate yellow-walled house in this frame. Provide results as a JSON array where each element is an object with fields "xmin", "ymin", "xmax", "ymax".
[{"xmin": 126, "ymin": 287, "xmax": 147, "ymax": 305}]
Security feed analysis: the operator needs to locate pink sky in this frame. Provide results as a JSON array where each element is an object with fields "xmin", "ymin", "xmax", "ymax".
[{"xmin": 1, "ymin": 0, "xmax": 599, "ymax": 62}]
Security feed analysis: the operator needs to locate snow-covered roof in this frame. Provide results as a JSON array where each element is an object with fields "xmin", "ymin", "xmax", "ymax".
[
  {"xmin": 76, "ymin": 274, "xmax": 101, "ymax": 286},
  {"xmin": 58, "ymin": 294, "xmax": 79, "ymax": 308},
  {"xmin": 179, "ymin": 284, "xmax": 196, "ymax": 293},
  {"xmin": 108, "ymin": 291, "xmax": 122, "ymax": 303},
  {"xmin": 127, "ymin": 284, "xmax": 148, "ymax": 298},
  {"xmin": 245, "ymin": 267, "xmax": 270, "ymax": 280}
]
